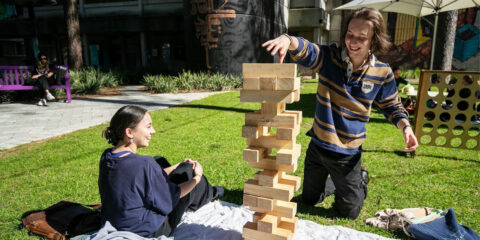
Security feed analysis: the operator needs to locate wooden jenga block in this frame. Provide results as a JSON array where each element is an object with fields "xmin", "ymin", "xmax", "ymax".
[
  {"xmin": 243, "ymin": 77, "xmax": 260, "ymax": 90},
  {"xmin": 248, "ymin": 155, "xmax": 298, "ymax": 173},
  {"xmin": 258, "ymin": 214, "xmax": 278, "ymax": 233},
  {"xmin": 261, "ymin": 103, "xmax": 285, "ymax": 116},
  {"xmin": 244, "ymin": 76, "xmax": 300, "ymax": 91},
  {"xmin": 245, "ymin": 111, "xmax": 297, "ymax": 128},
  {"xmin": 244, "ymin": 179, "xmax": 294, "ymax": 202},
  {"xmin": 276, "ymin": 144, "xmax": 301, "ymax": 165},
  {"xmin": 247, "ymin": 136, "xmax": 294, "ymax": 150},
  {"xmin": 242, "ymin": 125, "xmax": 259, "ymax": 139},
  {"xmin": 276, "ymin": 125, "xmax": 300, "ymax": 140},
  {"xmin": 247, "ymin": 199, "xmax": 296, "ymax": 219},
  {"xmin": 242, "ymin": 125, "xmax": 269, "ymax": 139},
  {"xmin": 293, "ymin": 89, "xmax": 300, "ymax": 102},
  {"xmin": 256, "ymin": 170, "xmax": 279, "ymax": 187},
  {"xmin": 243, "ymin": 194, "xmax": 274, "ymax": 211},
  {"xmin": 260, "ymin": 77, "xmax": 277, "ymax": 90},
  {"xmin": 278, "ymin": 217, "xmax": 298, "ymax": 233},
  {"xmin": 243, "ymin": 222, "xmax": 293, "ymax": 240},
  {"xmin": 278, "ymin": 172, "xmax": 301, "ymax": 192},
  {"xmin": 273, "ymin": 200, "xmax": 297, "ymax": 219},
  {"xmin": 243, "ymin": 147, "xmax": 267, "ymax": 162},
  {"xmin": 243, "ymin": 193, "xmax": 258, "ymax": 207},
  {"xmin": 276, "ymin": 77, "xmax": 301, "ymax": 91},
  {"xmin": 240, "ymin": 90, "xmax": 297, "ymax": 103},
  {"xmin": 253, "ymin": 212, "xmax": 264, "ymax": 222},
  {"xmin": 284, "ymin": 110, "xmax": 302, "ymax": 125},
  {"xmin": 243, "ymin": 63, "xmax": 297, "ymax": 78}
]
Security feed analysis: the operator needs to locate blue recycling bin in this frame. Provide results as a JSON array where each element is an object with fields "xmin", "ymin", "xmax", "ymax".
[{"xmin": 453, "ymin": 24, "xmax": 480, "ymax": 62}]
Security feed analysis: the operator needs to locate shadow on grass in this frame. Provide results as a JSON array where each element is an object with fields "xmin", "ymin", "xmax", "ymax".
[
  {"xmin": 293, "ymin": 195, "xmax": 338, "ymax": 219},
  {"xmin": 221, "ymin": 188, "xmax": 243, "ymax": 206},
  {"xmin": 290, "ymin": 93, "xmax": 316, "ymax": 118},
  {"xmin": 362, "ymin": 149, "xmax": 409, "ymax": 158},
  {"xmin": 363, "ymin": 149, "xmax": 480, "ymax": 164},
  {"xmin": 172, "ymin": 104, "xmax": 251, "ymax": 114},
  {"xmin": 75, "ymin": 97, "xmax": 178, "ymax": 108}
]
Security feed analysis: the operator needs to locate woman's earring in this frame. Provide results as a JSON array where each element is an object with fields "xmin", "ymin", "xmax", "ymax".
[
  {"xmin": 129, "ymin": 138, "xmax": 134, "ymax": 144},
  {"xmin": 368, "ymin": 49, "xmax": 372, "ymax": 55}
]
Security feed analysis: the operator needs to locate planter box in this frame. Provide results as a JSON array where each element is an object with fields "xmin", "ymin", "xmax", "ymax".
[{"xmin": 453, "ymin": 24, "xmax": 480, "ymax": 62}]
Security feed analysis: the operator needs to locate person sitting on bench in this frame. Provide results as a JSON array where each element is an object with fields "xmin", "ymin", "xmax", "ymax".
[
  {"xmin": 99, "ymin": 105, "xmax": 224, "ymax": 238},
  {"xmin": 31, "ymin": 52, "xmax": 55, "ymax": 106}
]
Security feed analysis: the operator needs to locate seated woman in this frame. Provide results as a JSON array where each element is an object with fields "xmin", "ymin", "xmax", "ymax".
[
  {"xmin": 99, "ymin": 105, "xmax": 224, "ymax": 237},
  {"xmin": 31, "ymin": 52, "xmax": 55, "ymax": 106}
]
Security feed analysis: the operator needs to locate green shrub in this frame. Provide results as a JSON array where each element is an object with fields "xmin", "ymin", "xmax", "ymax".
[
  {"xmin": 401, "ymin": 67, "xmax": 421, "ymax": 79},
  {"xmin": 143, "ymin": 74, "xmax": 176, "ymax": 93},
  {"xmin": 144, "ymin": 71, "xmax": 241, "ymax": 93},
  {"xmin": 70, "ymin": 67, "xmax": 119, "ymax": 94}
]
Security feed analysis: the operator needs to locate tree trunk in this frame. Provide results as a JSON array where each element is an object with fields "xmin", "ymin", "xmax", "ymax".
[
  {"xmin": 433, "ymin": 10, "xmax": 457, "ymax": 71},
  {"xmin": 64, "ymin": 0, "xmax": 83, "ymax": 69}
]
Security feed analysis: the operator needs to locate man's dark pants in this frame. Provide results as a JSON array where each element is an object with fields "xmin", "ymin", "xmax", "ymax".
[{"xmin": 302, "ymin": 141, "xmax": 366, "ymax": 219}]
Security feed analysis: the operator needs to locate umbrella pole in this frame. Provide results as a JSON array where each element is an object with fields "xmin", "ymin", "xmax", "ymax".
[{"xmin": 429, "ymin": 12, "xmax": 439, "ymax": 70}]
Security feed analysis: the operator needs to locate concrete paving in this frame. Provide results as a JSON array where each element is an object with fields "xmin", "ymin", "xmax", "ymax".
[{"xmin": 0, "ymin": 86, "xmax": 221, "ymax": 150}]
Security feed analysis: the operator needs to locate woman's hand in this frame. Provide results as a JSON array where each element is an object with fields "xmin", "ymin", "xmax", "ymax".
[
  {"xmin": 402, "ymin": 126, "xmax": 418, "ymax": 152},
  {"xmin": 261, "ymin": 34, "xmax": 292, "ymax": 63},
  {"xmin": 193, "ymin": 161, "xmax": 203, "ymax": 177},
  {"xmin": 184, "ymin": 158, "xmax": 195, "ymax": 167}
]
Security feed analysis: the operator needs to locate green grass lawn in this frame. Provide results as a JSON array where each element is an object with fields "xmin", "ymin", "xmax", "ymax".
[{"xmin": 1, "ymin": 80, "xmax": 479, "ymax": 239}]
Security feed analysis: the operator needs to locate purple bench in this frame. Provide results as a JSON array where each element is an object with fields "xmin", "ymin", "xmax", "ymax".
[{"xmin": 0, "ymin": 65, "xmax": 72, "ymax": 103}]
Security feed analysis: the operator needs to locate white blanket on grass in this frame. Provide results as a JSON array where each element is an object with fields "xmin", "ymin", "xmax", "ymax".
[{"xmin": 75, "ymin": 201, "xmax": 395, "ymax": 240}]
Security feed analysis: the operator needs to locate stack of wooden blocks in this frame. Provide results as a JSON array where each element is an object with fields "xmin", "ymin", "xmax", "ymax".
[{"xmin": 240, "ymin": 63, "xmax": 302, "ymax": 240}]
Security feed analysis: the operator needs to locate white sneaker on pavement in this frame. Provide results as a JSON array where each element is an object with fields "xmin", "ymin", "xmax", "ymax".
[
  {"xmin": 42, "ymin": 99, "xmax": 48, "ymax": 106},
  {"xmin": 46, "ymin": 93, "xmax": 55, "ymax": 101},
  {"xmin": 37, "ymin": 100, "xmax": 44, "ymax": 106}
]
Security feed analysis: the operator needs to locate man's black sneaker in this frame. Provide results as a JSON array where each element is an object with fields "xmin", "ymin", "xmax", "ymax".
[
  {"xmin": 361, "ymin": 167, "xmax": 369, "ymax": 185},
  {"xmin": 212, "ymin": 186, "xmax": 225, "ymax": 201},
  {"xmin": 361, "ymin": 167, "xmax": 369, "ymax": 199}
]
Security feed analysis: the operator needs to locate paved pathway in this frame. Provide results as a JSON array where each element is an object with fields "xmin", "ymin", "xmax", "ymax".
[{"xmin": 0, "ymin": 86, "xmax": 220, "ymax": 150}]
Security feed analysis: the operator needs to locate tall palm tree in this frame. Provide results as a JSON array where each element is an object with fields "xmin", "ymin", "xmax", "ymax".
[{"xmin": 63, "ymin": 0, "xmax": 83, "ymax": 69}]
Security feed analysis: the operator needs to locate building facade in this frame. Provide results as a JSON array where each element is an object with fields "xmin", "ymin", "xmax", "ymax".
[{"xmin": 0, "ymin": 0, "xmax": 478, "ymax": 74}]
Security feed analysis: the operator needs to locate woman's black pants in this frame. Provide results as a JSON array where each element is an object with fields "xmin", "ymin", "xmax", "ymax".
[
  {"xmin": 35, "ymin": 75, "xmax": 51, "ymax": 98},
  {"xmin": 153, "ymin": 158, "xmax": 215, "ymax": 237}
]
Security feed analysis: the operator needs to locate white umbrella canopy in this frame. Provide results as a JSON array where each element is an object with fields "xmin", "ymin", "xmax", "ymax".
[
  {"xmin": 335, "ymin": 0, "xmax": 480, "ymax": 16},
  {"xmin": 335, "ymin": 0, "xmax": 480, "ymax": 69}
]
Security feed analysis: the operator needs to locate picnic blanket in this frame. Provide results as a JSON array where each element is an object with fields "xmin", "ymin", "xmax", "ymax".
[{"xmin": 72, "ymin": 201, "xmax": 394, "ymax": 240}]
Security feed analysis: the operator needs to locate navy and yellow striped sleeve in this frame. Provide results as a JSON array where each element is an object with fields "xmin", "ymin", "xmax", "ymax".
[
  {"xmin": 288, "ymin": 37, "xmax": 326, "ymax": 73},
  {"xmin": 374, "ymin": 68, "xmax": 408, "ymax": 125}
]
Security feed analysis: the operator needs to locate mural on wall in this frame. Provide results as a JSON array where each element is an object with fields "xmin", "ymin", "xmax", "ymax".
[
  {"xmin": 185, "ymin": 0, "xmax": 286, "ymax": 75},
  {"xmin": 190, "ymin": 0, "xmax": 236, "ymax": 69},
  {"xmin": 379, "ymin": 7, "xmax": 480, "ymax": 71}
]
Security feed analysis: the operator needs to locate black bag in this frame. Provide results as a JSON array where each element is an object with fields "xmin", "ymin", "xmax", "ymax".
[
  {"xmin": 21, "ymin": 200, "xmax": 101, "ymax": 239},
  {"xmin": 54, "ymin": 65, "xmax": 67, "ymax": 85}
]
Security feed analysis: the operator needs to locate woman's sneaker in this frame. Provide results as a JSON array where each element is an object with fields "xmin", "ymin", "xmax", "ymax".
[
  {"xmin": 37, "ymin": 99, "xmax": 47, "ymax": 106},
  {"xmin": 211, "ymin": 186, "xmax": 225, "ymax": 201},
  {"xmin": 46, "ymin": 93, "xmax": 55, "ymax": 101}
]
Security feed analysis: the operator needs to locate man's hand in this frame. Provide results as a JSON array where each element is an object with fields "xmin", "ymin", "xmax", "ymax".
[
  {"xmin": 402, "ymin": 126, "xmax": 418, "ymax": 152},
  {"xmin": 261, "ymin": 35, "xmax": 291, "ymax": 63}
]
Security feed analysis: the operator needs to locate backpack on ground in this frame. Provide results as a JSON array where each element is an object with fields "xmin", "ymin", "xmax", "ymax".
[{"xmin": 20, "ymin": 200, "xmax": 101, "ymax": 239}]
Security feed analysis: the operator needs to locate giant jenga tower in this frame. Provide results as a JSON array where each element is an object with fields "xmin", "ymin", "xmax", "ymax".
[{"xmin": 240, "ymin": 63, "xmax": 302, "ymax": 240}]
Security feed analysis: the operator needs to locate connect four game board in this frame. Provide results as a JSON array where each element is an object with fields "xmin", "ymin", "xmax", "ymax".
[{"xmin": 413, "ymin": 70, "xmax": 480, "ymax": 151}]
